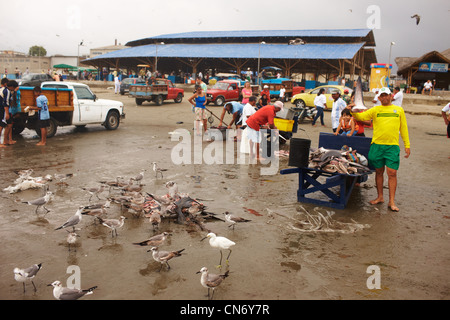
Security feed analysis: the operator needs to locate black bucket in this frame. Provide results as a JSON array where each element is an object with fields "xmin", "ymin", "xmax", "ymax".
[{"xmin": 289, "ymin": 138, "xmax": 311, "ymax": 167}]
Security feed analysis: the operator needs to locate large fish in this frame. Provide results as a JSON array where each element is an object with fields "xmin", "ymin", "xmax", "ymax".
[{"xmin": 351, "ymin": 77, "xmax": 367, "ymax": 112}]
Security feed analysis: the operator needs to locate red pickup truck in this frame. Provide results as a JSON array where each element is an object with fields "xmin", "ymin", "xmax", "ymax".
[
  {"xmin": 129, "ymin": 78, "xmax": 184, "ymax": 106},
  {"xmin": 206, "ymin": 80, "xmax": 259, "ymax": 106}
]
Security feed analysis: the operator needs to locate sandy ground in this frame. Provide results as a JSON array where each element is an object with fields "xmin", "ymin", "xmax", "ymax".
[{"xmin": 0, "ymin": 85, "xmax": 448, "ymax": 301}]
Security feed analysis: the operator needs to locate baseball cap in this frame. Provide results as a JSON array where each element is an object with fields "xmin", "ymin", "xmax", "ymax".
[
  {"xmin": 274, "ymin": 101, "xmax": 284, "ymax": 111},
  {"xmin": 264, "ymin": 85, "xmax": 269, "ymax": 89},
  {"xmin": 379, "ymin": 87, "xmax": 391, "ymax": 95}
]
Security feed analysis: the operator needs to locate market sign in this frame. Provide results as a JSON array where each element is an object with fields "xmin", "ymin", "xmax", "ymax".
[{"xmin": 418, "ymin": 62, "xmax": 448, "ymax": 73}]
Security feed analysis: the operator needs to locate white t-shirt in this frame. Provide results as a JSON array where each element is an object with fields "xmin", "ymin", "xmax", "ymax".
[
  {"xmin": 114, "ymin": 76, "xmax": 120, "ymax": 84},
  {"xmin": 279, "ymin": 88, "xmax": 285, "ymax": 98},
  {"xmin": 424, "ymin": 81, "xmax": 433, "ymax": 89},
  {"xmin": 314, "ymin": 95, "xmax": 327, "ymax": 108},
  {"xmin": 392, "ymin": 90, "xmax": 403, "ymax": 106},
  {"xmin": 242, "ymin": 103, "xmax": 257, "ymax": 126},
  {"xmin": 442, "ymin": 102, "xmax": 450, "ymax": 114},
  {"xmin": 373, "ymin": 93, "xmax": 381, "ymax": 106}
]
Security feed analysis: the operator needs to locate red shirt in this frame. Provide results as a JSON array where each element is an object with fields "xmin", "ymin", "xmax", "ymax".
[{"xmin": 246, "ymin": 105, "xmax": 276, "ymax": 131}]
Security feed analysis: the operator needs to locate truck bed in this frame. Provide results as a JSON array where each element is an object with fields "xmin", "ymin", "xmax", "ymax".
[
  {"xmin": 129, "ymin": 84, "xmax": 168, "ymax": 96},
  {"xmin": 18, "ymin": 87, "xmax": 74, "ymax": 112}
]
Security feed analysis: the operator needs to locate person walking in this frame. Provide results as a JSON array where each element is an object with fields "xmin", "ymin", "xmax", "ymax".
[
  {"xmin": 114, "ymin": 75, "xmax": 121, "ymax": 94},
  {"xmin": 312, "ymin": 88, "xmax": 326, "ymax": 126},
  {"xmin": 330, "ymin": 90, "xmax": 347, "ymax": 133},
  {"xmin": 351, "ymin": 87, "xmax": 411, "ymax": 212}
]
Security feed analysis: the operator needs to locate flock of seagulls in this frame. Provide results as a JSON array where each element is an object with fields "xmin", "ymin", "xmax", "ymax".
[{"xmin": 7, "ymin": 163, "xmax": 253, "ymax": 300}]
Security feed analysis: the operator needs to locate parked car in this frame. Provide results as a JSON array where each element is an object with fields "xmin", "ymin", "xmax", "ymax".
[
  {"xmin": 205, "ymin": 80, "xmax": 259, "ymax": 106},
  {"xmin": 18, "ymin": 73, "xmax": 54, "ymax": 87},
  {"xmin": 120, "ymin": 77, "xmax": 146, "ymax": 95},
  {"xmin": 291, "ymin": 85, "xmax": 353, "ymax": 109}
]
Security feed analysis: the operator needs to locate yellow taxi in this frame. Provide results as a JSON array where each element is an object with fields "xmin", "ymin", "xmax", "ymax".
[{"xmin": 290, "ymin": 85, "xmax": 353, "ymax": 109}]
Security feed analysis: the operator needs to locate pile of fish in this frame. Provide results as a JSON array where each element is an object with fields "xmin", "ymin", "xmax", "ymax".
[{"xmin": 309, "ymin": 146, "xmax": 371, "ymax": 175}]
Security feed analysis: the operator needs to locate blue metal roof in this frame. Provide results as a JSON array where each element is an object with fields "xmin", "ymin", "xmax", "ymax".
[
  {"xmin": 127, "ymin": 29, "xmax": 372, "ymax": 45},
  {"xmin": 85, "ymin": 43, "xmax": 365, "ymax": 62}
]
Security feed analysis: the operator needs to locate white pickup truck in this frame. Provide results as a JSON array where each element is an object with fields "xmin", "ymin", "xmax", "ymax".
[{"xmin": 14, "ymin": 81, "xmax": 125, "ymax": 138}]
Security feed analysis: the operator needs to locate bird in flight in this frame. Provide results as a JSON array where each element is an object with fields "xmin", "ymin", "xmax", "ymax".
[{"xmin": 411, "ymin": 14, "xmax": 421, "ymax": 25}]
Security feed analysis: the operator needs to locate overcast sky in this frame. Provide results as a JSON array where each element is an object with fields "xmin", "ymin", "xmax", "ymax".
[{"xmin": 2, "ymin": 0, "xmax": 449, "ymax": 73}]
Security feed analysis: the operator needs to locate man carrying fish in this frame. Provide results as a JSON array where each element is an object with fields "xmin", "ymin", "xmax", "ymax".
[{"xmin": 351, "ymin": 87, "xmax": 410, "ymax": 212}]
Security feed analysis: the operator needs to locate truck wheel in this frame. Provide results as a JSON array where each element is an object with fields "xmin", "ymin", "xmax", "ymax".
[
  {"xmin": 174, "ymin": 93, "xmax": 183, "ymax": 103},
  {"xmin": 136, "ymin": 98, "xmax": 144, "ymax": 105},
  {"xmin": 155, "ymin": 95, "xmax": 164, "ymax": 106},
  {"xmin": 215, "ymin": 96, "xmax": 225, "ymax": 106},
  {"xmin": 35, "ymin": 118, "xmax": 57, "ymax": 138},
  {"xmin": 105, "ymin": 111, "xmax": 120, "ymax": 130}
]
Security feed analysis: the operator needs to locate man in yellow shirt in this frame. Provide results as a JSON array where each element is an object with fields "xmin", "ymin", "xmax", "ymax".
[{"xmin": 352, "ymin": 87, "xmax": 411, "ymax": 212}]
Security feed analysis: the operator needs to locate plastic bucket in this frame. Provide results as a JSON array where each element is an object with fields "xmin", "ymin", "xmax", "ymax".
[{"xmin": 289, "ymin": 138, "xmax": 311, "ymax": 167}]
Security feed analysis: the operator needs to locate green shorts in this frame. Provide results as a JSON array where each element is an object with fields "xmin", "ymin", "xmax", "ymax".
[{"xmin": 368, "ymin": 144, "xmax": 400, "ymax": 170}]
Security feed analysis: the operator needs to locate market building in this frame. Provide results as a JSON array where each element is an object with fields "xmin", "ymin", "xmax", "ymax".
[
  {"xmin": 83, "ymin": 29, "xmax": 377, "ymax": 84},
  {"xmin": 395, "ymin": 49, "xmax": 450, "ymax": 91}
]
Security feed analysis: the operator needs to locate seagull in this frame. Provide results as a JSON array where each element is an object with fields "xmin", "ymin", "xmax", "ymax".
[
  {"xmin": 53, "ymin": 173, "xmax": 73, "ymax": 186},
  {"xmin": 165, "ymin": 181, "xmax": 179, "ymax": 199},
  {"xmin": 55, "ymin": 206, "xmax": 84, "ymax": 232},
  {"xmin": 22, "ymin": 191, "xmax": 53, "ymax": 214},
  {"xmin": 152, "ymin": 162, "xmax": 167, "ymax": 178},
  {"xmin": 66, "ymin": 231, "xmax": 80, "ymax": 252},
  {"xmin": 81, "ymin": 200, "xmax": 110, "ymax": 221},
  {"xmin": 223, "ymin": 211, "xmax": 251, "ymax": 230},
  {"xmin": 14, "ymin": 263, "xmax": 43, "ymax": 293},
  {"xmin": 133, "ymin": 231, "xmax": 171, "ymax": 247},
  {"xmin": 131, "ymin": 170, "xmax": 146, "ymax": 186},
  {"xmin": 149, "ymin": 210, "xmax": 162, "ymax": 231},
  {"xmin": 82, "ymin": 184, "xmax": 106, "ymax": 201},
  {"xmin": 48, "ymin": 281, "xmax": 97, "ymax": 300},
  {"xmin": 148, "ymin": 247, "xmax": 185, "ymax": 272},
  {"xmin": 196, "ymin": 267, "xmax": 229, "ymax": 300},
  {"xmin": 98, "ymin": 216, "xmax": 126, "ymax": 237},
  {"xmin": 411, "ymin": 14, "xmax": 421, "ymax": 25},
  {"xmin": 201, "ymin": 233, "xmax": 235, "ymax": 268}
]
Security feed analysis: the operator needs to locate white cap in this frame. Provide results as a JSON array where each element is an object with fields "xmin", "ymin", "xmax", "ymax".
[
  {"xmin": 379, "ymin": 87, "xmax": 392, "ymax": 95},
  {"xmin": 264, "ymin": 85, "xmax": 269, "ymax": 89},
  {"xmin": 274, "ymin": 101, "xmax": 284, "ymax": 111}
]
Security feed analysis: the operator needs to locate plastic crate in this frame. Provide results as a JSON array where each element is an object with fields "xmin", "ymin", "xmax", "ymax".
[{"xmin": 274, "ymin": 118, "xmax": 294, "ymax": 132}]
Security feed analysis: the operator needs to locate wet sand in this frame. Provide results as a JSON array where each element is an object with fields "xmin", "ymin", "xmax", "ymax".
[{"xmin": 0, "ymin": 87, "xmax": 449, "ymax": 300}]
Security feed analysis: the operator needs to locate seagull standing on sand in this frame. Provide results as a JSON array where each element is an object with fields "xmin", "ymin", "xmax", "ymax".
[
  {"xmin": 131, "ymin": 170, "xmax": 146, "ymax": 186},
  {"xmin": 66, "ymin": 231, "xmax": 80, "ymax": 252},
  {"xmin": 149, "ymin": 210, "xmax": 162, "ymax": 231},
  {"xmin": 82, "ymin": 184, "xmax": 106, "ymax": 201},
  {"xmin": 22, "ymin": 191, "xmax": 52, "ymax": 214},
  {"xmin": 223, "ymin": 211, "xmax": 251, "ymax": 230},
  {"xmin": 98, "ymin": 216, "xmax": 126, "ymax": 237},
  {"xmin": 197, "ymin": 267, "xmax": 229, "ymax": 300},
  {"xmin": 14, "ymin": 263, "xmax": 43, "ymax": 293},
  {"xmin": 55, "ymin": 206, "xmax": 84, "ymax": 232},
  {"xmin": 148, "ymin": 247, "xmax": 185, "ymax": 272},
  {"xmin": 201, "ymin": 233, "xmax": 235, "ymax": 268},
  {"xmin": 133, "ymin": 231, "xmax": 171, "ymax": 247},
  {"xmin": 152, "ymin": 162, "xmax": 167, "ymax": 178},
  {"xmin": 48, "ymin": 281, "xmax": 97, "ymax": 300}
]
